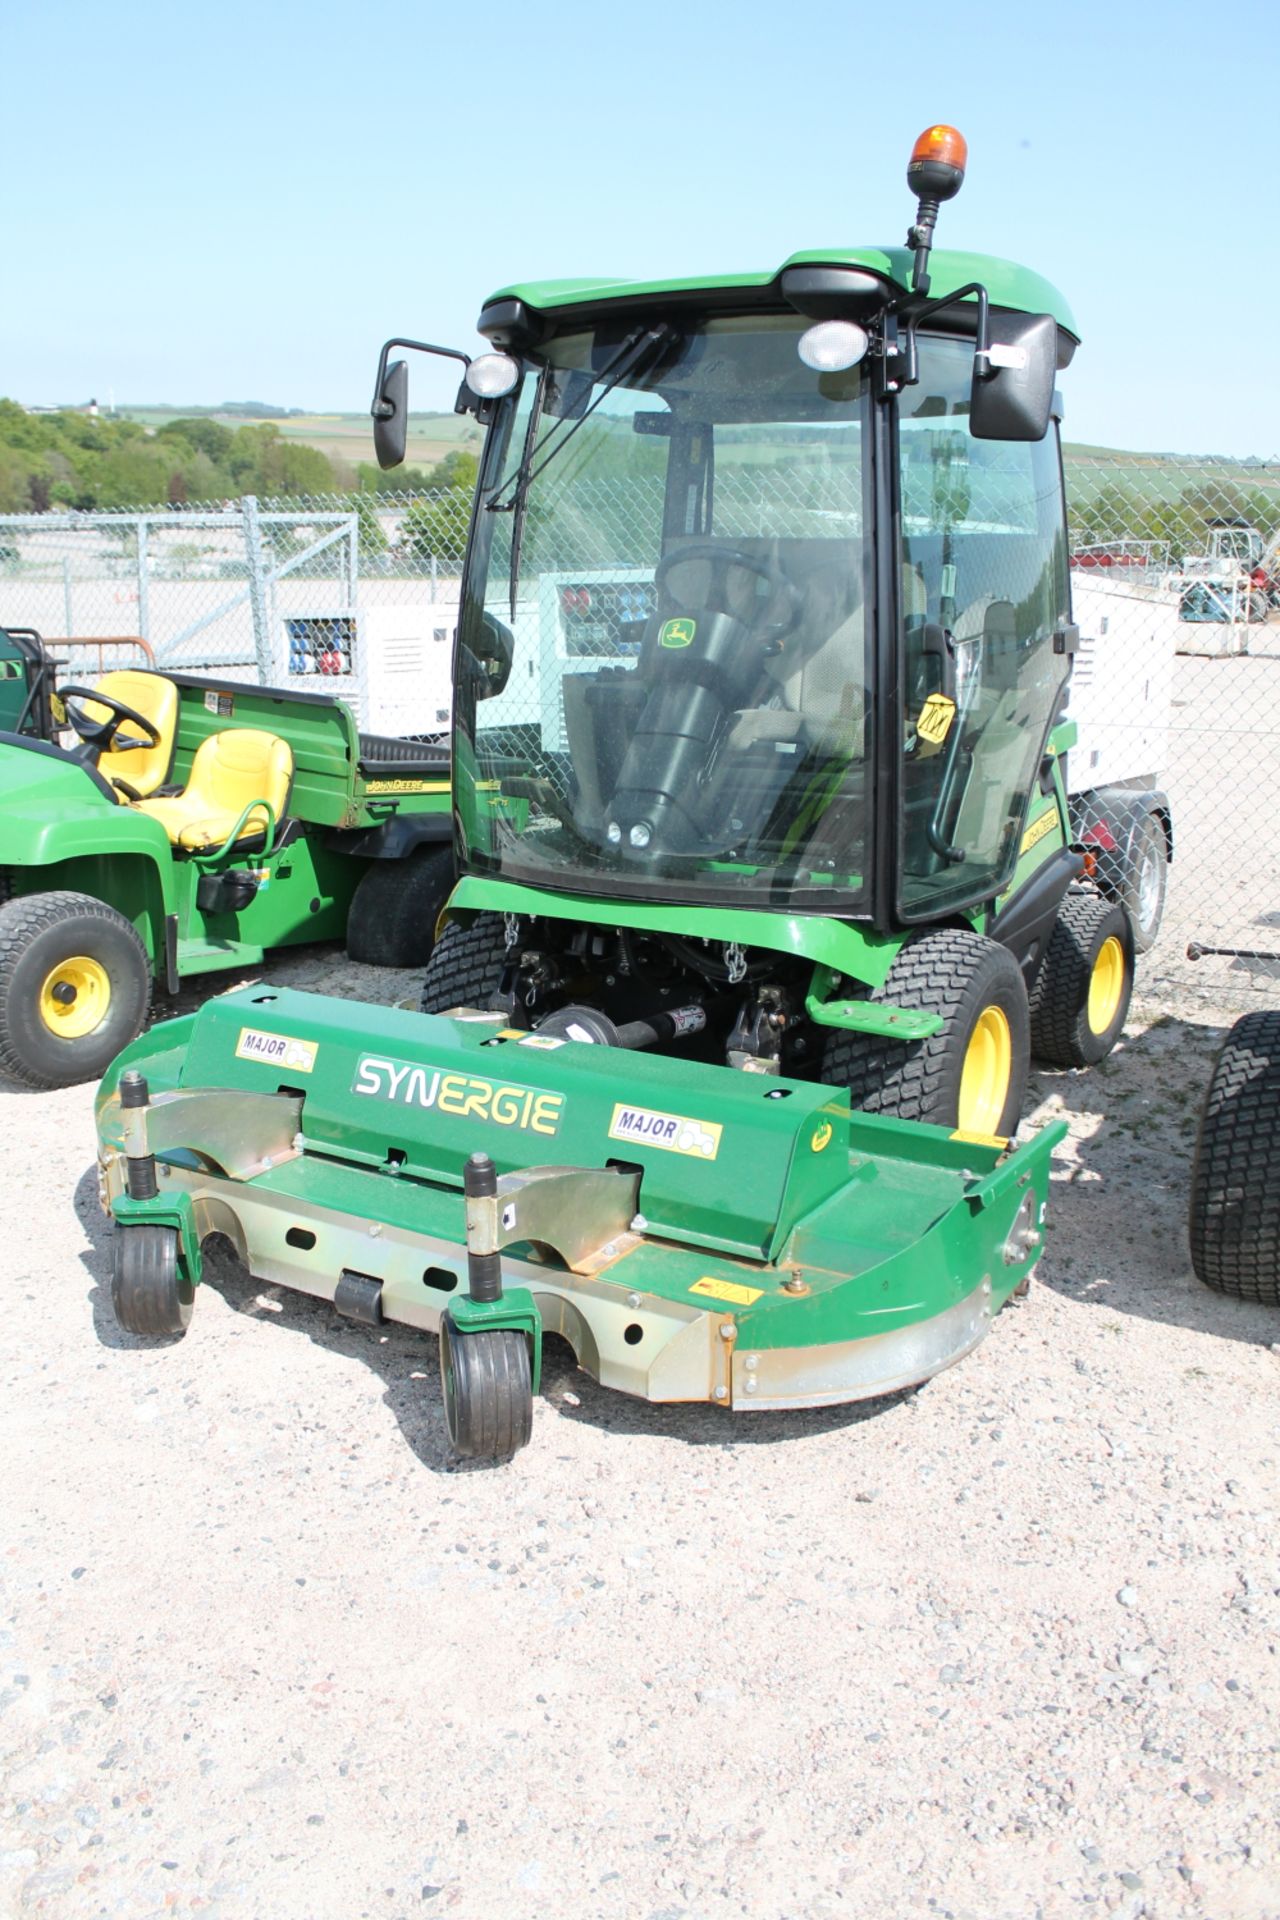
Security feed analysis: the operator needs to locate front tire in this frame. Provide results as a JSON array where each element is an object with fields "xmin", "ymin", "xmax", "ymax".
[
  {"xmin": 420, "ymin": 915, "xmax": 509, "ymax": 1015},
  {"xmin": 1030, "ymin": 888, "xmax": 1134, "ymax": 1068},
  {"xmin": 1189, "ymin": 1010, "xmax": 1280, "ymax": 1304},
  {"xmin": 823, "ymin": 930, "xmax": 1030, "ymax": 1139},
  {"xmin": 439, "ymin": 1315, "xmax": 533, "ymax": 1460},
  {"xmin": 111, "ymin": 1226, "xmax": 193, "ymax": 1336},
  {"xmin": 0, "ymin": 891, "xmax": 151, "ymax": 1090}
]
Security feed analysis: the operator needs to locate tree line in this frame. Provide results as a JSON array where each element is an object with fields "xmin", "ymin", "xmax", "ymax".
[{"xmin": 0, "ymin": 400, "xmax": 478, "ymax": 515}]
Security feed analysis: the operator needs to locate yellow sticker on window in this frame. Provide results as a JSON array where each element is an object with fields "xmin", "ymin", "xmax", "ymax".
[
  {"xmin": 690, "ymin": 1276, "xmax": 763, "ymax": 1307},
  {"xmin": 917, "ymin": 693, "xmax": 956, "ymax": 745}
]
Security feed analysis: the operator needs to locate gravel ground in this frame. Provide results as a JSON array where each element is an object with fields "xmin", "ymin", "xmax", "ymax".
[{"xmin": 1, "ymin": 946, "xmax": 1278, "ymax": 1920}]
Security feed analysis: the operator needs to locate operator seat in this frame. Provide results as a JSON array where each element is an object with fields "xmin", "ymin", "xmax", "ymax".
[
  {"xmin": 727, "ymin": 563, "xmax": 866, "ymax": 757},
  {"xmin": 134, "ymin": 728, "xmax": 293, "ymax": 852},
  {"xmin": 90, "ymin": 670, "xmax": 179, "ymax": 799}
]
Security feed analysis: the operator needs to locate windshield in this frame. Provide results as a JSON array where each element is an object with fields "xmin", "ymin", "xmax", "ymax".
[{"xmin": 455, "ymin": 313, "xmax": 871, "ymax": 913}]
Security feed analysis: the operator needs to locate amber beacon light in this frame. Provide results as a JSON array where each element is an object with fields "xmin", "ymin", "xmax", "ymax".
[{"xmin": 906, "ymin": 124, "xmax": 968, "ymax": 294}]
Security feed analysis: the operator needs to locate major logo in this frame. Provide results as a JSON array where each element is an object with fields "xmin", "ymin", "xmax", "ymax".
[
  {"xmin": 235, "ymin": 1028, "xmax": 318, "ymax": 1073},
  {"xmin": 608, "ymin": 1102, "xmax": 722, "ymax": 1159}
]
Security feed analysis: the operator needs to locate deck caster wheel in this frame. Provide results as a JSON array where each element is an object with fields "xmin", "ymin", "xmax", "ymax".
[
  {"xmin": 111, "ymin": 1225, "xmax": 193, "ymax": 1337},
  {"xmin": 439, "ymin": 1313, "xmax": 533, "ymax": 1461}
]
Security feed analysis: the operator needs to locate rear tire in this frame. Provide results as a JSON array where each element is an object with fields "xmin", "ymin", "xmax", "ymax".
[
  {"xmin": 439, "ymin": 1316, "xmax": 533, "ymax": 1460},
  {"xmin": 1030, "ymin": 888, "xmax": 1134, "ymax": 1068},
  {"xmin": 822, "ymin": 930, "xmax": 1030, "ymax": 1138},
  {"xmin": 0, "ymin": 891, "xmax": 151, "ymax": 1090},
  {"xmin": 1189, "ymin": 1010, "xmax": 1280, "ymax": 1304},
  {"xmin": 1120, "ymin": 814, "xmax": 1168, "ymax": 954},
  {"xmin": 345, "ymin": 845, "xmax": 453, "ymax": 968},
  {"xmin": 420, "ymin": 915, "xmax": 509, "ymax": 1014},
  {"xmin": 111, "ymin": 1225, "xmax": 193, "ymax": 1336}
]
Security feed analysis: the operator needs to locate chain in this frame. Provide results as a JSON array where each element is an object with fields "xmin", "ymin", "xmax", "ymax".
[
  {"xmin": 504, "ymin": 912, "xmax": 521, "ymax": 951},
  {"xmin": 724, "ymin": 941, "xmax": 748, "ymax": 986}
]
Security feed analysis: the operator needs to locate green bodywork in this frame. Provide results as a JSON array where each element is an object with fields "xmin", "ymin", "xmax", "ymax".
[
  {"xmin": 98, "ymin": 984, "xmax": 1061, "ymax": 1411},
  {"xmin": 2, "ymin": 671, "xmax": 451, "ymax": 987},
  {"xmin": 94, "ymin": 231, "xmax": 1088, "ymax": 1430},
  {"xmin": 0, "ymin": 627, "xmax": 52, "ymax": 739},
  {"xmin": 486, "ymin": 247, "xmax": 1079, "ymax": 341}
]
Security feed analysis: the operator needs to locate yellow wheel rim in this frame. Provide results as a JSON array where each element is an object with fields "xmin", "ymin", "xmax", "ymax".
[
  {"xmin": 38, "ymin": 955, "xmax": 112, "ymax": 1039},
  {"xmin": 1087, "ymin": 935, "xmax": 1126, "ymax": 1036},
  {"xmin": 958, "ymin": 1005, "xmax": 1013, "ymax": 1137}
]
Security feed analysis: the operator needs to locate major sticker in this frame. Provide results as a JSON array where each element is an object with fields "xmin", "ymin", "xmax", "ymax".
[
  {"xmin": 1020, "ymin": 807, "xmax": 1058, "ymax": 856},
  {"xmin": 659, "ymin": 618, "xmax": 696, "ymax": 650},
  {"xmin": 236, "ymin": 1027, "xmax": 318, "ymax": 1073},
  {"xmin": 353, "ymin": 1055, "xmax": 564, "ymax": 1137},
  {"xmin": 690, "ymin": 1276, "xmax": 763, "ymax": 1306},
  {"xmin": 204, "ymin": 690, "xmax": 235, "ymax": 717},
  {"xmin": 608, "ymin": 1102, "xmax": 721, "ymax": 1159}
]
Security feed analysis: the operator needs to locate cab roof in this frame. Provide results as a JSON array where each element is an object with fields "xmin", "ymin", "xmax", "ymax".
[{"xmin": 483, "ymin": 247, "xmax": 1078, "ymax": 342}]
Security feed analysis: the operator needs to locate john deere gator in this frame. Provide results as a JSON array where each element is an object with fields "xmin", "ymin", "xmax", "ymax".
[{"xmin": 95, "ymin": 127, "xmax": 1136, "ymax": 1458}]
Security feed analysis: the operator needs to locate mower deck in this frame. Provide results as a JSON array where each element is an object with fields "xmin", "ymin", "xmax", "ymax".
[{"xmin": 96, "ymin": 986, "xmax": 1061, "ymax": 1421}]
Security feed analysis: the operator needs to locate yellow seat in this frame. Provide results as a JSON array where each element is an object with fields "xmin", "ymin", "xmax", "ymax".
[
  {"xmin": 90, "ymin": 670, "xmax": 179, "ymax": 799},
  {"xmin": 135, "ymin": 728, "xmax": 293, "ymax": 852}
]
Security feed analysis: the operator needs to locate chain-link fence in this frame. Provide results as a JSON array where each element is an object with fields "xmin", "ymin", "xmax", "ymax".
[
  {"xmin": 0, "ymin": 492, "xmax": 473, "ymax": 739},
  {"xmin": 2, "ymin": 455, "xmax": 1278, "ymax": 986}
]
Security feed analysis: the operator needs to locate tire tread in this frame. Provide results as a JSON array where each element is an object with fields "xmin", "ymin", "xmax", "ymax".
[
  {"xmin": 420, "ymin": 916, "xmax": 508, "ymax": 1015},
  {"xmin": 1189, "ymin": 1010, "xmax": 1280, "ymax": 1304}
]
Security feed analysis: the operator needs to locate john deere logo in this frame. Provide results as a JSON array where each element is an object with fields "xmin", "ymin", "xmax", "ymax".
[{"xmin": 659, "ymin": 618, "xmax": 696, "ymax": 649}]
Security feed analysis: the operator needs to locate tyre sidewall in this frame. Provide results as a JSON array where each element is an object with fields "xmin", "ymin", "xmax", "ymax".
[
  {"xmin": 932, "ymin": 946, "xmax": 1030, "ymax": 1137},
  {"xmin": 1070, "ymin": 899, "xmax": 1134, "ymax": 1066},
  {"xmin": 0, "ymin": 898, "xmax": 150, "ymax": 1088},
  {"xmin": 1123, "ymin": 814, "xmax": 1167, "ymax": 954}
]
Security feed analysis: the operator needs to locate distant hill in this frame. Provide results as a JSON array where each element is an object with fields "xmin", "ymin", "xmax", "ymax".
[{"xmin": 117, "ymin": 405, "xmax": 482, "ymax": 472}]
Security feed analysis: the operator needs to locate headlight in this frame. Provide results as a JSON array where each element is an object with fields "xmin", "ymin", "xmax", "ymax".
[
  {"xmin": 797, "ymin": 321, "xmax": 869, "ymax": 373},
  {"xmin": 465, "ymin": 353, "xmax": 521, "ymax": 398}
]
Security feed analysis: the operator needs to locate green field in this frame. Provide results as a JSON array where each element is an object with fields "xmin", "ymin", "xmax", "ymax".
[{"xmin": 119, "ymin": 405, "xmax": 483, "ymax": 474}]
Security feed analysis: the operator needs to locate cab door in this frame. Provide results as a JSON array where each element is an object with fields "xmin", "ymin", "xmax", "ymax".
[{"xmin": 896, "ymin": 335, "xmax": 1071, "ymax": 917}]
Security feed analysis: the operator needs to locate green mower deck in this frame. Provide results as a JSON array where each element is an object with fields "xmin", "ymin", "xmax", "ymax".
[{"xmin": 96, "ymin": 985, "xmax": 1061, "ymax": 1445}]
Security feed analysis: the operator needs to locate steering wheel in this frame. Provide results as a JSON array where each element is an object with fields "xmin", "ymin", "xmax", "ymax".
[
  {"xmin": 58, "ymin": 684, "xmax": 162, "ymax": 757},
  {"xmin": 655, "ymin": 543, "xmax": 803, "ymax": 643}
]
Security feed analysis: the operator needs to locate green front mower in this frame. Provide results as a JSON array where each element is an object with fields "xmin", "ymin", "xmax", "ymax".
[{"xmin": 94, "ymin": 126, "xmax": 1136, "ymax": 1457}]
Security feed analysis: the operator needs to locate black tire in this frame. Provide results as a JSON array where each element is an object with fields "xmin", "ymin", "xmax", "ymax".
[
  {"xmin": 420, "ymin": 915, "xmax": 509, "ymax": 1015},
  {"xmin": 111, "ymin": 1225, "xmax": 194, "ymax": 1336},
  {"xmin": 345, "ymin": 845, "xmax": 454, "ymax": 968},
  {"xmin": 1189, "ymin": 1010, "xmax": 1280, "ymax": 1304},
  {"xmin": 822, "ymin": 930, "xmax": 1030, "ymax": 1138},
  {"xmin": 1120, "ymin": 814, "xmax": 1168, "ymax": 954},
  {"xmin": 1030, "ymin": 887, "xmax": 1134, "ymax": 1068},
  {"xmin": 0, "ymin": 890, "xmax": 151, "ymax": 1090},
  {"xmin": 439, "ymin": 1315, "xmax": 534, "ymax": 1460}
]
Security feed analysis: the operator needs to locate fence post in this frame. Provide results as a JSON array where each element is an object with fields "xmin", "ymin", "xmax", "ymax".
[
  {"xmin": 62, "ymin": 557, "xmax": 74, "ymax": 638},
  {"xmin": 242, "ymin": 495, "xmax": 273, "ymax": 681},
  {"xmin": 136, "ymin": 516, "xmax": 150, "ymax": 645}
]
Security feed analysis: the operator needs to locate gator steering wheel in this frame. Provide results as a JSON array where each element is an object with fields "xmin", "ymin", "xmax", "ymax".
[
  {"xmin": 655, "ymin": 543, "xmax": 803, "ymax": 643},
  {"xmin": 58, "ymin": 685, "xmax": 162, "ymax": 757}
]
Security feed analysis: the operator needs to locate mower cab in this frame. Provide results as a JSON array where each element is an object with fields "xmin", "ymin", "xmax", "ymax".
[{"xmin": 97, "ymin": 129, "xmax": 1126, "ymax": 1461}]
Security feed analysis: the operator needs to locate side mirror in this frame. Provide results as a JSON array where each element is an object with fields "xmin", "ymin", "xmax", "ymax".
[
  {"xmin": 969, "ymin": 312, "xmax": 1057, "ymax": 442},
  {"xmin": 369, "ymin": 337, "xmax": 474, "ymax": 470},
  {"xmin": 474, "ymin": 611, "xmax": 514, "ymax": 700},
  {"xmin": 373, "ymin": 359, "xmax": 408, "ymax": 471}
]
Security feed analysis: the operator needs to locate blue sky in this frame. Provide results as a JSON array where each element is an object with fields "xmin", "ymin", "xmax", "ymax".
[{"xmin": 5, "ymin": 0, "xmax": 1277, "ymax": 456}]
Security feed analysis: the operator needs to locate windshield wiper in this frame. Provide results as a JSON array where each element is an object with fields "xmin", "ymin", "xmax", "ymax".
[{"xmin": 488, "ymin": 323, "xmax": 675, "ymax": 617}]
